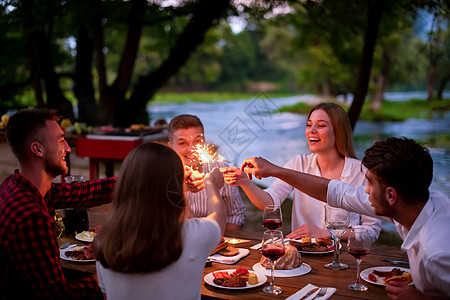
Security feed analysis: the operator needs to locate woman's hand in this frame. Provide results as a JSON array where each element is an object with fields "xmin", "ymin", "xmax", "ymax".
[
  {"xmin": 184, "ymin": 165, "xmax": 206, "ymax": 193},
  {"xmin": 204, "ymin": 168, "xmax": 224, "ymax": 190},
  {"xmin": 286, "ymin": 224, "xmax": 311, "ymax": 239},
  {"xmin": 220, "ymin": 167, "xmax": 248, "ymax": 186},
  {"xmin": 240, "ymin": 157, "xmax": 279, "ymax": 180}
]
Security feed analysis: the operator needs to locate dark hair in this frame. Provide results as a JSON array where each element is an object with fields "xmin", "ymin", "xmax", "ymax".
[
  {"xmin": 362, "ymin": 137, "xmax": 433, "ymax": 202},
  {"xmin": 307, "ymin": 103, "xmax": 357, "ymax": 158},
  {"xmin": 6, "ymin": 108, "xmax": 60, "ymax": 160},
  {"xmin": 168, "ymin": 114, "xmax": 204, "ymax": 141},
  {"xmin": 93, "ymin": 142, "xmax": 188, "ymax": 273}
]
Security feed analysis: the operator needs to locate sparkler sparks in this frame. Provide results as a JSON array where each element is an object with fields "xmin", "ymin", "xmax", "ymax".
[{"xmin": 192, "ymin": 144, "xmax": 230, "ymax": 165}]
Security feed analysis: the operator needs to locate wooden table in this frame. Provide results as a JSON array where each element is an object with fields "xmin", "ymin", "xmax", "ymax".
[{"xmin": 59, "ymin": 230, "xmax": 408, "ymax": 299}]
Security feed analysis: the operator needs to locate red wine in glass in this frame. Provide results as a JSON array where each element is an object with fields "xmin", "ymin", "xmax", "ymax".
[
  {"xmin": 262, "ymin": 248, "xmax": 285, "ymax": 261},
  {"xmin": 348, "ymin": 248, "xmax": 370, "ymax": 259},
  {"xmin": 263, "ymin": 205, "xmax": 283, "ymax": 231},
  {"xmin": 262, "ymin": 230, "xmax": 285, "ymax": 295},
  {"xmin": 262, "ymin": 219, "xmax": 282, "ymax": 230}
]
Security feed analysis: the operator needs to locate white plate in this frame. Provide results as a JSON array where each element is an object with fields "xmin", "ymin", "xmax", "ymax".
[
  {"xmin": 75, "ymin": 231, "xmax": 96, "ymax": 242},
  {"xmin": 253, "ymin": 262, "xmax": 312, "ymax": 277},
  {"xmin": 60, "ymin": 246, "xmax": 95, "ymax": 262},
  {"xmin": 204, "ymin": 269, "xmax": 267, "ymax": 289},
  {"xmin": 360, "ymin": 266, "xmax": 413, "ymax": 286}
]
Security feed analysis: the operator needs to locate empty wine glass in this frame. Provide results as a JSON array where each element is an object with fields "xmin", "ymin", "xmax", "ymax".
[
  {"xmin": 324, "ymin": 204, "xmax": 349, "ymax": 270},
  {"xmin": 261, "ymin": 230, "xmax": 285, "ymax": 295},
  {"xmin": 262, "ymin": 205, "xmax": 283, "ymax": 231},
  {"xmin": 347, "ymin": 226, "xmax": 371, "ymax": 291}
]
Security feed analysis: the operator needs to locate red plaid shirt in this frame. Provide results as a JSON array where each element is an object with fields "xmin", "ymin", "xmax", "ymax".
[{"xmin": 0, "ymin": 170, "xmax": 116, "ymax": 299}]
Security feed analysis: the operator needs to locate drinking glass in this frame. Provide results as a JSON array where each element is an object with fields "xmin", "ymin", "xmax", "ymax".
[
  {"xmin": 261, "ymin": 230, "xmax": 285, "ymax": 295},
  {"xmin": 347, "ymin": 227, "xmax": 371, "ymax": 291},
  {"xmin": 262, "ymin": 205, "xmax": 283, "ymax": 231},
  {"xmin": 324, "ymin": 205, "xmax": 349, "ymax": 270},
  {"xmin": 64, "ymin": 175, "xmax": 89, "ymax": 235}
]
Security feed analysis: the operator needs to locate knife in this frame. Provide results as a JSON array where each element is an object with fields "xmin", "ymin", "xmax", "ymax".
[
  {"xmin": 299, "ymin": 287, "xmax": 319, "ymax": 300},
  {"xmin": 382, "ymin": 258, "xmax": 410, "ymax": 267}
]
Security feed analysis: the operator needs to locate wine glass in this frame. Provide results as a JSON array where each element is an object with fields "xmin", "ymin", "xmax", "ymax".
[
  {"xmin": 261, "ymin": 230, "xmax": 285, "ymax": 295},
  {"xmin": 262, "ymin": 205, "xmax": 283, "ymax": 231},
  {"xmin": 64, "ymin": 175, "xmax": 89, "ymax": 235},
  {"xmin": 347, "ymin": 226, "xmax": 371, "ymax": 291},
  {"xmin": 324, "ymin": 204, "xmax": 349, "ymax": 270}
]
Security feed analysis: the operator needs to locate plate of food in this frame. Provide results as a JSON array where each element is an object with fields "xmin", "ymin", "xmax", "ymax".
[
  {"xmin": 60, "ymin": 244, "xmax": 95, "ymax": 262},
  {"xmin": 204, "ymin": 267, "xmax": 266, "ymax": 289},
  {"xmin": 75, "ymin": 225, "xmax": 100, "ymax": 242},
  {"xmin": 254, "ymin": 243, "xmax": 311, "ymax": 277},
  {"xmin": 289, "ymin": 237, "xmax": 336, "ymax": 254},
  {"xmin": 75, "ymin": 231, "xmax": 96, "ymax": 242},
  {"xmin": 360, "ymin": 266, "xmax": 413, "ymax": 286},
  {"xmin": 253, "ymin": 262, "xmax": 311, "ymax": 277}
]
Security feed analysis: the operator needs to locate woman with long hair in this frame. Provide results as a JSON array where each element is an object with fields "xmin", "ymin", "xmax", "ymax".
[
  {"xmin": 94, "ymin": 142, "xmax": 226, "ymax": 299},
  {"xmin": 222, "ymin": 103, "xmax": 381, "ymax": 241}
]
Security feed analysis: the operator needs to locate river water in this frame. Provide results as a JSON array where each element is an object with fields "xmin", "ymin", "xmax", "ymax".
[{"xmin": 148, "ymin": 92, "xmax": 450, "ymax": 232}]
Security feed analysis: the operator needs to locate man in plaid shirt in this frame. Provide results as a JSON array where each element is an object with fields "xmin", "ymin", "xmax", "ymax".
[{"xmin": 0, "ymin": 109, "xmax": 116, "ymax": 299}]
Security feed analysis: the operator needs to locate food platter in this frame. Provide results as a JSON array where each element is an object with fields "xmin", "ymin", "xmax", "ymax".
[
  {"xmin": 75, "ymin": 231, "xmax": 96, "ymax": 242},
  {"xmin": 252, "ymin": 262, "xmax": 312, "ymax": 277},
  {"xmin": 60, "ymin": 245, "xmax": 95, "ymax": 263},
  {"xmin": 360, "ymin": 266, "xmax": 413, "ymax": 286},
  {"xmin": 289, "ymin": 238, "xmax": 337, "ymax": 254},
  {"xmin": 204, "ymin": 269, "xmax": 267, "ymax": 289}
]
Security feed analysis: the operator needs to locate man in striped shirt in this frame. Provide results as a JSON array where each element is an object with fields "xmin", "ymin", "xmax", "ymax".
[{"xmin": 168, "ymin": 114, "xmax": 245, "ymax": 230}]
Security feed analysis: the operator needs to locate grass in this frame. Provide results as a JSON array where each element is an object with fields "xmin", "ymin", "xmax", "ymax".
[{"xmin": 278, "ymin": 98, "xmax": 450, "ymax": 122}]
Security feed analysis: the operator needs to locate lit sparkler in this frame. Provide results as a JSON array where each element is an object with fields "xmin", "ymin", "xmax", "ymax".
[{"xmin": 192, "ymin": 144, "xmax": 230, "ymax": 165}]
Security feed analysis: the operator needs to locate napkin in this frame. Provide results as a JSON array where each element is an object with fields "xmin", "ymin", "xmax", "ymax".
[
  {"xmin": 207, "ymin": 248, "xmax": 250, "ymax": 264},
  {"xmin": 286, "ymin": 283, "xmax": 336, "ymax": 300}
]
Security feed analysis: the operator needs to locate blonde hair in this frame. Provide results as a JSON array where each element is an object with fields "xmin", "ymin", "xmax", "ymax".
[
  {"xmin": 94, "ymin": 142, "xmax": 187, "ymax": 273},
  {"xmin": 307, "ymin": 103, "xmax": 357, "ymax": 158}
]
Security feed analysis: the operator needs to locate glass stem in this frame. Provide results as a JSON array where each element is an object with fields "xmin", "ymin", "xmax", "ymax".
[
  {"xmin": 270, "ymin": 260, "xmax": 275, "ymax": 287},
  {"xmin": 333, "ymin": 236, "xmax": 341, "ymax": 264},
  {"xmin": 355, "ymin": 259, "xmax": 361, "ymax": 284}
]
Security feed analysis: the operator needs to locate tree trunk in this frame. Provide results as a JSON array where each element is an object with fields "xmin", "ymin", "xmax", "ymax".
[
  {"xmin": 426, "ymin": 16, "xmax": 442, "ymax": 103},
  {"xmin": 22, "ymin": 0, "xmax": 74, "ymax": 119},
  {"xmin": 347, "ymin": 0, "xmax": 386, "ymax": 130},
  {"xmin": 23, "ymin": 20, "xmax": 44, "ymax": 108},
  {"xmin": 74, "ymin": 23, "xmax": 98, "ymax": 124},
  {"xmin": 371, "ymin": 47, "xmax": 390, "ymax": 111},
  {"xmin": 73, "ymin": 0, "xmax": 100, "ymax": 124},
  {"xmin": 322, "ymin": 78, "xmax": 332, "ymax": 97},
  {"xmin": 123, "ymin": 0, "xmax": 232, "ymax": 127},
  {"xmin": 437, "ymin": 73, "xmax": 450, "ymax": 100}
]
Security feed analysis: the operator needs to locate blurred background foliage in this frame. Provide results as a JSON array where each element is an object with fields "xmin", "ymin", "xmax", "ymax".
[{"xmin": 0, "ymin": 0, "xmax": 448, "ymax": 126}]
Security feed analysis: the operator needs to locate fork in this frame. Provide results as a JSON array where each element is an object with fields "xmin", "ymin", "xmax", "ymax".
[{"xmin": 313, "ymin": 287, "xmax": 327, "ymax": 299}]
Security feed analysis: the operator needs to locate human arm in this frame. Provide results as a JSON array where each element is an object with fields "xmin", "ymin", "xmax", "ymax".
[
  {"xmin": 241, "ymin": 157, "xmax": 330, "ymax": 203},
  {"xmin": 221, "ymin": 166, "xmax": 274, "ymax": 210},
  {"xmin": 10, "ymin": 212, "xmax": 101, "ymax": 299},
  {"xmin": 205, "ymin": 168, "xmax": 227, "ymax": 235},
  {"xmin": 51, "ymin": 177, "xmax": 116, "ymax": 209},
  {"xmin": 385, "ymin": 283, "xmax": 448, "ymax": 300}
]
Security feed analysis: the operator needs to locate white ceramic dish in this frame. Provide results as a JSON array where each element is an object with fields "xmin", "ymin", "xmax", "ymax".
[
  {"xmin": 252, "ymin": 262, "xmax": 312, "ymax": 277},
  {"xmin": 204, "ymin": 269, "xmax": 267, "ymax": 289},
  {"xmin": 360, "ymin": 266, "xmax": 413, "ymax": 286}
]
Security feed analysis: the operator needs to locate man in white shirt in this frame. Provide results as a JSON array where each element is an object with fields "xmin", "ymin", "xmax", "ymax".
[
  {"xmin": 241, "ymin": 137, "xmax": 450, "ymax": 300},
  {"xmin": 168, "ymin": 114, "xmax": 245, "ymax": 230}
]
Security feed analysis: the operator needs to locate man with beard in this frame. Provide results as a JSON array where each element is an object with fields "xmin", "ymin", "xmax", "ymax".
[
  {"xmin": 236, "ymin": 137, "xmax": 450, "ymax": 299},
  {"xmin": 0, "ymin": 109, "xmax": 116, "ymax": 299}
]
